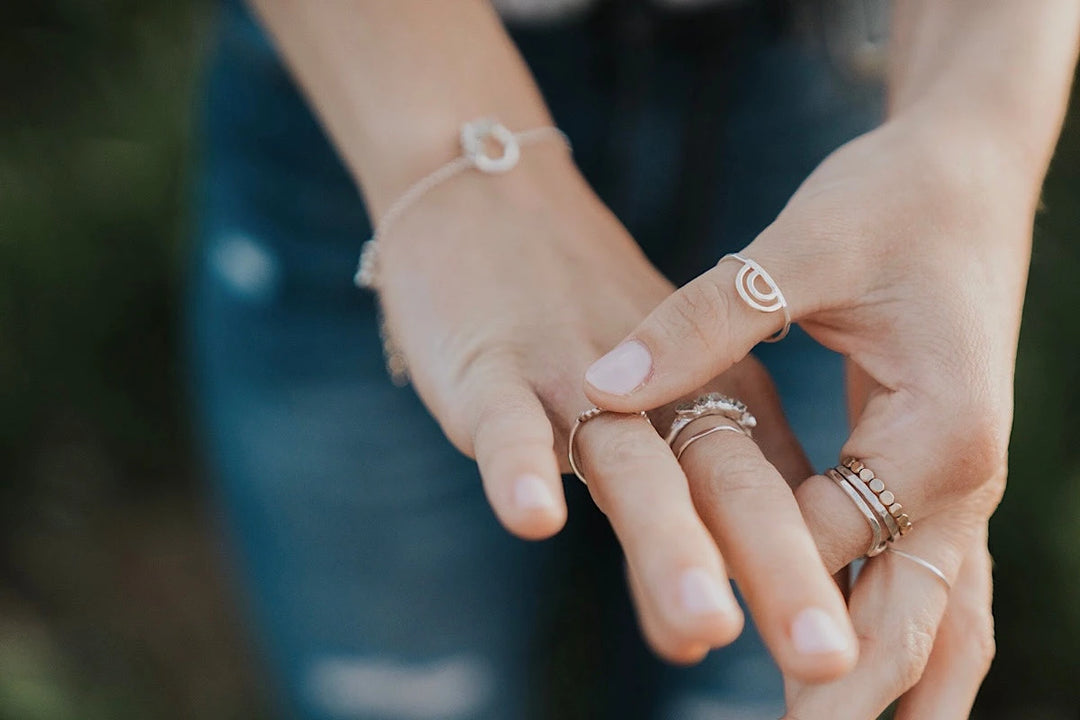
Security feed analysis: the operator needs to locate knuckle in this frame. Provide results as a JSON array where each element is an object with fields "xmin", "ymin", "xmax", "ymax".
[
  {"xmin": 946, "ymin": 411, "xmax": 1009, "ymax": 496},
  {"xmin": 663, "ymin": 278, "xmax": 729, "ymax": 356},
  {"xmin": 593, "ymin": 424, "xmax": 658, "ymax": 470},
  {"xmin": 471, "ymin": 398, "xmax": 551, "ymax": 467},
  {"xmin": 890, "ymin": 622, "xmax": 935, "ymax": 693},
  {"xmin": 581, "ymin": 422, "xmax": 659, "ymax": 508},
  {"xmin": 971, "ymin": 623, "xmax": 997, "ymax": 672},
  {"xmin": 949, "ymin": 598, "xmax": 997, "ymax": 672},
  {"xmin": 698, "ymin": 452, "xmax": 780, "ymax": 502}
]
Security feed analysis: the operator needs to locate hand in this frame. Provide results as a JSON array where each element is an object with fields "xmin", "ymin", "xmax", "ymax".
[
  {"xmin": 374, "ymin": 146, "xmax": 857, "ymax": 679},
  {"xmin": 584, "ymin": 115, "xmax": 1027, "ymax": 715},
  {"xmin": 783, "ymin": 522, "xmax": 996, "ymax": 719}
]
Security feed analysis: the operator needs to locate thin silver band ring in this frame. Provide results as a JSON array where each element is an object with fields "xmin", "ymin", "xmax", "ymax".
[
  {"xmin": 887, "ymin": 548, "xmax": 951, "ymax": 590},
  {"xmin": 826, "ymin": 468, "xmax": 886, "ymax": 557},
  {"xmin": 674, "ymin": 424, "xmax": 747, "ymax": 461}
]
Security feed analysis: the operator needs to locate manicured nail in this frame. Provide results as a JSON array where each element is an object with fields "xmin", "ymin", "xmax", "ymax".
[
  {"xmin": 585, "ymin": 340, "xmax": 652, "ymax": 395},
  {"xmin": 791, "ymin": 607, "xmax": 850, "ymax": 655},
  {"xmin": 679, "ymin": 568, "xmax": 735, "ymax": 617},
  {"xmin": 514, "ymin": 474, "xmax": 556, "ymax": 512}
]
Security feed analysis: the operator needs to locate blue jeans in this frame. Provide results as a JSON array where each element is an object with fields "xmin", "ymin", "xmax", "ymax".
[{"xmin": 189, "ymin": 3, "xmax": 883, "ymax": 718}]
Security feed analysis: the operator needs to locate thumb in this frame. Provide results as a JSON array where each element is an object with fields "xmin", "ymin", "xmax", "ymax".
[{"xmin": 583, "ymin": 244, "xmax": 823, "ymax": 412}]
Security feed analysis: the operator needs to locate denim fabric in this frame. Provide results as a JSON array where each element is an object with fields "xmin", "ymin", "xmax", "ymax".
[{"xmin": 189, "ymin": 2, "xmax": 883, "ymax": 718}]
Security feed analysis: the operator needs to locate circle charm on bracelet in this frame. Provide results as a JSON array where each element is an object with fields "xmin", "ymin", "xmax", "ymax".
[{"xmin": 568, "ymin": 407, "xmax": 651, "ymax": 485}]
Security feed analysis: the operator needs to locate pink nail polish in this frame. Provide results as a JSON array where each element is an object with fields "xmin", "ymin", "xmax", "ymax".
[
  {"xmin": 791, "ymin": 608, "xmax": 850, "ymax": 655},
  {"xmin": 679, "ymin": 568, "xmax": 735, "ymax": 617},
  {"xmin": 585, "ymin": 340, "xmax": 652, "ymax": 395},
  {"xmin": 514, "ymin": 474, "xmax": 556, "ymax": 512}
]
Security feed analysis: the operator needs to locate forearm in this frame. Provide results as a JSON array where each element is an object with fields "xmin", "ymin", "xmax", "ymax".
[
  {"xmin": 889, "ymin": 0, "xmax": 1080, "ymax": 187},
  {"xmin": 247, "ymin": 0, "xmax": 559, "ymax": 218}
]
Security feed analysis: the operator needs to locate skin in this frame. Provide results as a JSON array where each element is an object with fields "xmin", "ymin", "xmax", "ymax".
[
  {"xmin": 249, "ymin": 0, "xmax": 1080, "ymax": 716},
  {"xmin": 585, "ymin": 1, "xmax": 1080, "ymax": 715}
]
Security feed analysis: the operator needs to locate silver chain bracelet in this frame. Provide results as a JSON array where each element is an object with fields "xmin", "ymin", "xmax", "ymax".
[{"xmin": 353, "ymin": 117, "xmax": 572, "ymax": 384}]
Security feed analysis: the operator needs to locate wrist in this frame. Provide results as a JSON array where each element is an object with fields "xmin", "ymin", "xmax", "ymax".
[
  {"xmin": 884, "ymin": 104, "xmax": 1048, "ymax": 213},
  {"xmin": 357, "ymin": 109, "xmax": 561, "ymax": 222}
]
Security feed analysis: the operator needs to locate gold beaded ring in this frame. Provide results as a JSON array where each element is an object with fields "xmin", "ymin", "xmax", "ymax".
[
  {"xmin": 842, "ymin": 457, "xmax": 912, "ymax": 536},
  {"xmin": 835, "ymin": 464, "xmax": 901, "ymax": 541}
]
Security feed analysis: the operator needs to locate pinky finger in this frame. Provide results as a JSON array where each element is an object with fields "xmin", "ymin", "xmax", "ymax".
[
  {"xmin": 894, "ymin": 528, "xmax": 995, "ymax": 720},
  {"xmin": 468, "ymin": 379, "xmax": 567, "ymax": 540}
]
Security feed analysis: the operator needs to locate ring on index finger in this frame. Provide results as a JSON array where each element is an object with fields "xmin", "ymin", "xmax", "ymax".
[{"xmin": 568, "ymin": 407, "xmax": 651, "ymax": 485}]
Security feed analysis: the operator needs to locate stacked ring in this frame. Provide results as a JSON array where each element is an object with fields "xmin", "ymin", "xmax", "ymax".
[
  {"xmin": 835, "ymin": 464, "xmax": 902, "ymax": 540},
  {"xmin": 567, "ymin": 407, "xmax": 651, "ymax": 485},
  {"xmin": 842, "ymin": 457, "xmax": 912, "ymax": 536},
  {"xmin": 664, "ymin": 392, "xmax": 758, "ymax": 462},
  {"xmin": 828, "ymin": 456, "xmax": 911, "ymax": 557},
  {"xmin": 664, "ymin": 392, "xmax": 757, "ymax": 445},
  {"xmin": 826, "ymin": 468, "xmax": 887, "ymax": 557}
]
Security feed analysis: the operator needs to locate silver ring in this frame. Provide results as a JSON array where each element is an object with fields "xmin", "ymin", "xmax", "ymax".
[
  {"xmin": 673, "ymin": 423, "xmax": 747, "ymax": 461},
  {"xmin": 664, "ymin": 392, "xmax": 757, "ymax": 446},
  {"xmin": 886, "ymin": 548, "xmax": 951, "ymax": 590},
  {"xmin": 826, "ymin": 468, "xmax": 886, "ymax": 557},
  {"xmin": 835, "ymin": 464, "xmax": 902, "ymax": 541},
  {"xmin": 719, "ymin": 253, "xmax": 791, "ymax": 342},
  {"xmin": 567, "ymin": 407, "xmax": 650, "ymax": 485}
]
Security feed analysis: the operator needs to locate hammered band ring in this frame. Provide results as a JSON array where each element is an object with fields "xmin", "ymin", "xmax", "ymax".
[
  {"xmin": 826, "ymin": 468, "xmax": 887, "ymax": 557},
  {"xmin": 719, "ymin": 253, "xmax": 791, "ymax": 342},
  {"xmin": 568, "ymin": 407, "xmax": 650, "ymax": 485}
]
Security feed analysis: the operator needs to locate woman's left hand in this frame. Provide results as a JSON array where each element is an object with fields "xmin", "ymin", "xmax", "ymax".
[{"xmin": 582, "ymin": 113, "xmax": 1032, "ymax": 716}]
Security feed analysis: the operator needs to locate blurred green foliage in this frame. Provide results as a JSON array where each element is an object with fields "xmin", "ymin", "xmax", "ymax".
[{"xmin": 0, "ymin": 2, "xmax": 1077, "ymax": 719}]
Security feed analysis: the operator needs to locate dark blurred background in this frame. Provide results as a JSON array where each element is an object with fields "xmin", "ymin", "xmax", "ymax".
[{"xmin": 0, "ymin": 2, "xmax": 1077, "ymax": 719}]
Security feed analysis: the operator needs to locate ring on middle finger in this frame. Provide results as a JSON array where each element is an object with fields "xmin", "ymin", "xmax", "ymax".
[{"xmin": 664, "ymin": 392, "xmax": 757, "ymax": 456}]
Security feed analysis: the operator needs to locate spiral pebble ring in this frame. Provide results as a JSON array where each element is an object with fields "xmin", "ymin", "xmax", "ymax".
[{"xmin": 719, "ymin": 253, "xmax": 792, "ymax": 342}]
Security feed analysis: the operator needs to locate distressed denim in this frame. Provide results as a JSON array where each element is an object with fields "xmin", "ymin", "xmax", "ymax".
[{"xmin": 189, "ymin": 2, "xmax": 883, "ymax": 718}]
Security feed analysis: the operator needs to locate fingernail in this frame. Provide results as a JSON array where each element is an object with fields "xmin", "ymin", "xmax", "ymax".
[
  {"xmin": 679, "ymin": 568, "xmax": 735, "ymax": 617},
  {"xmin": 514, "ymin": 474, "xmax": 556, "ymax": 512},
  {"xmin": 585, "ymin": 340, "xmax": 652, "ymax": 395},
  {"xmin": 791, "ymin": 607, "xmax": 850, "ymax": 655}
]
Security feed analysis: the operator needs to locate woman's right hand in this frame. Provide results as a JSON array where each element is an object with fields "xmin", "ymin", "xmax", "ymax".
[{"xmin": 373, "ymin": 145, "xmax": 858, "ymax": 680}]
